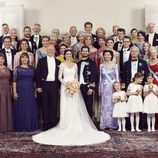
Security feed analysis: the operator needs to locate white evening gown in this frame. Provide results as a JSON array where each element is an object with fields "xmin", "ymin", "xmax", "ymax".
[{"xmin": 32, "ymin": 63, "xmax": 110, "ymax": 146}]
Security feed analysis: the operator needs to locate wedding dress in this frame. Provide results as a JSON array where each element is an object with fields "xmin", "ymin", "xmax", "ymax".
[{"xmin": 32, "ymin": 63, "xmax": 110, "ymax": 146}]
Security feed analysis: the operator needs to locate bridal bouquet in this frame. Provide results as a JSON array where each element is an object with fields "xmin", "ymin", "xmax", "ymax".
[{"xmin": 65, "ymin": 81, "xmax": 80, "ymax": 95}]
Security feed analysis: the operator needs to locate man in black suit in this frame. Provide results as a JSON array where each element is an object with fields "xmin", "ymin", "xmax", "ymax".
[
  {"xmin": 36, "ymin": 44, "xmax": 60, "ymax": 130},
  {"xmin": 30, "ymin": 24, "xmax": 42, "ymax": 50},
  {"xmin": 0, "ymin": 36, "xmax": 16, "ymax": 70},
  {"xmin": 84, "ymin": 22, "xmax": 98, "ymax": 48},
  {"xmin": 110, "ymin": 25, "xmax": 119, "ymax": 43},
  {"xmin": 122, "ymin": 45, "xmax": 149, "ymax": 130},
  {"xmin": 122, "ymin": 45, "xmax": 149, "ymax": 89},
  {"xmin": 145, "ymin": 23, "xmax": 158, "ymax": 46},
  {"xmin": 0, "ymin": 23, "xmax": 10, "ymax": 49},
  {"xmin": 119, "ymin": 36, "xmax": 132, "ymax": 82},
  {"xmin": 113, "ymin": 28, "xmax": 126, "ymax": 52},
  {"xmin": 77, "ymin": 46, "xmax": 97, "ymax": 118},
  {"xmin": 23, "ymin": 26, "xmax": 37, "ymax": 54}
]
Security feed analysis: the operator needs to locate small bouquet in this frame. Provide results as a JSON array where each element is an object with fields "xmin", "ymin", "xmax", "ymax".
[
  {"xmin": 148, "ymin": 83, "xmax": 153, "ymax": 90},
  {"xmin": 65, "ymin": 80, "xmax": 80, "ymax": 96},
  {"xmin": 136, "ymin": 89, "xmax": 141, "ymax": 95},
  {"xmin": 117, "ymin": 96, "xmax": 121, "ymax": 102}
]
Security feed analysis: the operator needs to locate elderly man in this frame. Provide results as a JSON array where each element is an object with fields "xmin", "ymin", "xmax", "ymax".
[
  {"xmin": 122, "ymin": 45, "xmax": 149, "ymax": 130},
  {"xmin": 123, "ymin": 45, "xmax": 149, "ymax": 89},
  {"xmin": 145, "ymin": 23, "xmax": 158, "ymax": 46},
  {"xmin": 36, "ymin": 44, "xmax": 61, "ymax": 130}
]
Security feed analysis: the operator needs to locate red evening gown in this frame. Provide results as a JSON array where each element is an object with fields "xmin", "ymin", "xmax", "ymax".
[{"xmin": 149, "ymin": 63, "xmax": 158, "ymax": 129}]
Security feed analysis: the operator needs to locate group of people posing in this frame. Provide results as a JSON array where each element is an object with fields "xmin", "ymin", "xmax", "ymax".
[{"xmin": 0, "ymin": 21, "xmax": 158, "ymax": 139}]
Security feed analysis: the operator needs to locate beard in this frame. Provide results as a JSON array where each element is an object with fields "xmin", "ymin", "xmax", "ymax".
[
  {"xmin": 82, "ymin": 54, "xmax": 89, "ymax": 58},
  {"xmin": 24, "ymin": 34, "xmax": 31, "ymax": 39}
]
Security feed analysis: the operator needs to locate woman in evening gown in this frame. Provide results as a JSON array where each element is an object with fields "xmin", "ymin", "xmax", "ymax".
[
  {"xmin": 0, "ymin": 53, "xmax": 12, "ymax": 132},
  {"xmin": 32, "ymin": 49, "xmax": 110, "ymax": 146},
  {"xmin": 13, "ymin": 53, "xmax": 37, "ymax": 132}
]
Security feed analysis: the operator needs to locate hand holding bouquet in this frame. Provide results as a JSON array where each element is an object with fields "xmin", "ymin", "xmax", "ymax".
[
  {"xmin": 136, "ymin": 89, "xmax": 141, "ymax": 95},
  {"xmin": 65, "ymin": 81, "xmax": 80, "ymax": 96},
  {"xmin": 117, "ymin": 96, "xmax": 121, "ymax": 102},
  {"xmin": 148, "ymin": 83, "xmax": 153, "ymax": 91}
]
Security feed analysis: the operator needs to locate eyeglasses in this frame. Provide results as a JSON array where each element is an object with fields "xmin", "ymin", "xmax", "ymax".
[{"xmin": 123, "ymin": 41, "xmax": 130, "ymax": 43}]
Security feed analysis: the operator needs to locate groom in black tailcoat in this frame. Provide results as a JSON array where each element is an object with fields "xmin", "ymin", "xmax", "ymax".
[
  {"xmin": 77, "ymin": 46, "xmax": 97, "ymax": 119},
  {"xmin": 36, "ymin": 44, "xmax": 60, "ymax": 130}
]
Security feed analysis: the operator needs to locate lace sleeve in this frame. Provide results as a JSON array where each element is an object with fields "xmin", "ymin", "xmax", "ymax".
[
  {"xmin": 74, "ymin": 64, "xmax": 78, "ymax": 81},
  {"xmin": 58, "ymin": 63, "xmax": 65, "ymax": 85},
  {"xmin": 13, "ymin": 67, "xmax": 18, "ymax": 82}
]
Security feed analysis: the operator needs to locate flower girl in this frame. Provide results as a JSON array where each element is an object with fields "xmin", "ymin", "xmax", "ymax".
[
  {"xmin": 112, "ymin": 81, "xmax": 128, "ymax": 131},
  {"xmin": 126, "ymin": 72, "xmax": 144, "ymax": 132},
  {"xmin": 143, "ymin": 73, "xmax": 158, "ymax": 132}
]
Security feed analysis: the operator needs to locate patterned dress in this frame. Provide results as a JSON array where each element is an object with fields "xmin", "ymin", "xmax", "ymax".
[{"xmin": 99, "ymin": 63, "xmax": 119, "ymax": 129}]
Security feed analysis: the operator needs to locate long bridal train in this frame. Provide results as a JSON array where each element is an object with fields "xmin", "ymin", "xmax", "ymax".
[{"xmin": 32, "ymin": 63, "xmax": 110, "ymax": 146}]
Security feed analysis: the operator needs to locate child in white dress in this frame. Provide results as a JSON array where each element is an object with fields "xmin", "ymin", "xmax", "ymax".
[
  {"xmin": 127, "ymin": 72, "xmax": 143, "ymax": 132},
  {"xmin": 143, "ymin": 73, "xmax": 158, "ymax": 132},
  {"xmin": 112, "ymin": 81, "xmax": 128, "ymax": 131}
]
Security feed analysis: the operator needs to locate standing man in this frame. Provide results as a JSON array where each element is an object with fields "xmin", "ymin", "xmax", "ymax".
[
  {"xmin": 84, "ymin": 22, "xmax": 97, "ymax": 47},
  {"xmin": 119, "ymin": 36, "xmax": 132, "ymax": 82},
  {"xmin": 23, "ymin": 26, "xmax": 37, "ymax": 54},
  {"xmin": 122, "ymin": 46, "xmax": 149, "ymax": 130},
  {"xmin": 0, "ymin": 23, "xmax": 10, "ymax": 49},
  {"xmin": 110, "ymin": 25, "xmax": 119, "ymax": 43},
  {"xmin": 36, "ymin": 44, "xmax": 60, "ymax": 130},
  {"xmin": 77, "ymin": 46, "xmax": 97, "ymax": 118},
  {"xmin": 123, "ymin": 46, "xmax": 149, "ymax": 89},
  {"xmin": 114, "ymin": 28, "xmax": 126, "ymax": 52},
  {"xmin": 0, "ymin": 36, "xmax": 16, "ymax": 70},
  {"xmin": 145, "ymin": 23, "xmax": 158, "ymax": 46},
  {"xmin": 69, "ymin": 26, "xmax": 78, "ymax": 47},
  {"xmin": 30, "ymin": 24, "xmax": 42, "ymax": 50}
]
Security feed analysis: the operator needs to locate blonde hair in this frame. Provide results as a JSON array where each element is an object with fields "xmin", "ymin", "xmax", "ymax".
[{"xmin": 113, "ymin": 81, "xmax": 121, "ymax": 91}]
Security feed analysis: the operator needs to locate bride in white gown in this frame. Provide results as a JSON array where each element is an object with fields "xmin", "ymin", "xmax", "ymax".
[{"xmin": 32, "ymin": 49, "xmax": 110, "ymax": 146}]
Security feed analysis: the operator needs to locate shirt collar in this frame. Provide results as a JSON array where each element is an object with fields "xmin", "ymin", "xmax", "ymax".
[
  {"xmin": 5, "ymin": 48, "xmax": 11, "ymax": 52},
  {"xmin": 47, "ymin": 55, "xmax": 54, "ymax": 60}
]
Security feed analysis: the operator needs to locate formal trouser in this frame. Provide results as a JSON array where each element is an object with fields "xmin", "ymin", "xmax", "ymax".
[
  {"xmin": 41, "ymin": 81, "xmax": 59, "ymax": 130},
  {"xmin": 80, "ymin": 84, "xmax": 94, "ymax": 119}
]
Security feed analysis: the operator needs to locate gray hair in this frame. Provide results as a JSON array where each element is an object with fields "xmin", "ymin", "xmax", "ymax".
[
  {"xmin": 130, "ymin": 45, "xmax": 139, "ymax": 53},
  {"xmin": 149, "ymin": 46, "xmax": 157, "ymax": 53}
]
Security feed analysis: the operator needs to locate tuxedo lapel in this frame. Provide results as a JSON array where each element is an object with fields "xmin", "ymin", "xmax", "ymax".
[
  {"xmin": 138, "ymin": 59, "xmax": 143, "ymax": 72},
  {"xmin": 4, "ymin": 50, "xmax": 7, "ymax": 66},
  {"xmin": 153, "ymin": 33, "xmax": 157, "ymax": 46},
  {"xmin": 44, "ymin": 57, "xmax": 48, "ymax": 75},
  {"xmin": 128, "ymin": 60, "xmax": 132, "ymax": 79}
]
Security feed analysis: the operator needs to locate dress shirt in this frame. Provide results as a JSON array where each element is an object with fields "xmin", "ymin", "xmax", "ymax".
[
  {"xmin": 123, "ymin": 48, "xmax": 130, "ymax": 63},
  {"xmin": 79, "ymin": 61, "xmax": 89, "ymax": 84},
  {"xmin": 131, "ymin": 59, "xmax": 138, "ymax": 80},
  {"xmin": 149, "ymin": 33, "xmax": 154, "ymax": 46},
  {"xmin": 46, "ymin": 56, "xmax": 55, "ymax": 81},
  {"xmin": 34, "ymin": 34, "xmax": 40, "ymax": 48},
  {"xmin": 70, "ymin": 36, "xmax": 78, "ymax": 47},
  {"xmin": 5, "ymin": 48, "xmax": 12, "ymax": 70},
  {"xmin": 117, "ymin": 42, "xmax": 123, "ymax": 52}
]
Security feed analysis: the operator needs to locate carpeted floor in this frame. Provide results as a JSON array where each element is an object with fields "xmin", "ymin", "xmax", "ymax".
[{"xmin": 0, "ymin": 130, "xmax": 158, "ymax": 158}]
